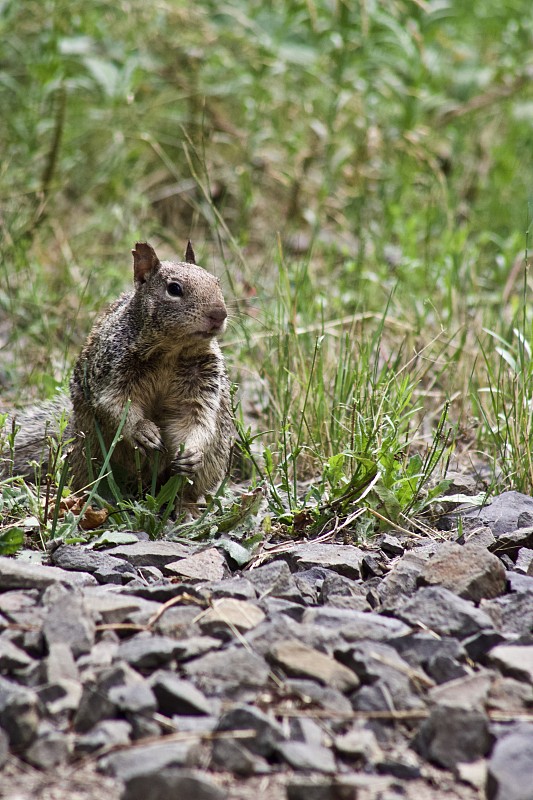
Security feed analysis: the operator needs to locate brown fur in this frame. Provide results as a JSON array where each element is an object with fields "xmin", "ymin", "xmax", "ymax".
[{"xmin": 3, "ymin": 243, "xmax": 234, "ymax": 503}]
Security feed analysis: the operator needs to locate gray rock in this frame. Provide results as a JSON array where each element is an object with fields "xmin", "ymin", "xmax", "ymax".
[
  {"xmin": 75, "ymin": 719, "xmax": 132, "ymax": 755},
  {"xmin": 24, "ymin": 723, "xmax": 72, "ymax": 768},
  {"xmin": 463, "ymin": 630, "xmax": 507, "ymax": 662},
  {"xmin": 389, "ymin": 631, "xmax": 466, "ymax": 680},
  {"xmin": 42, "ymin": 587, "xmax": 95, "ymax": 658},
  {"xmin": 333, "ymin": 723, "xmax": 383, "ymax": 764},
  {"xmin": 0, "ymin": 589, "xmax": 39, "ymax": 615},
  {"xmin": 282, "ymin": 543, "xmax": 365, "ymax": 580},
  {"xmin": 163, "ymin": 547, "xmax": 227, "ymax": 582},
  {"xmin": 269, "ymin": 640, "xmax": 360, "ymax": 693},
  {"xmin": 80, "ymin": 588, "xmax": 161, "ymax": 625},
  {"xmin": 243, "ymin": 615, "xmax": 330, "ymax": 657},
  {"xmin": 153, "ymin": 605, "xmax": 203, "ymax": 638},
  {"xmin": 121, "ymin": 580, "xmax": 199, "ymax": 603},
  {"xmin": 285, "ymin": 680, "xmax": 353, "ymax": 716},
  {"xmin": 360, "ymin": 552, "xmax": 388, "ymax": 578},
  {"xmin": 376, "ymin": 753, "xmax": 422, "ymax": 780},
  {"xmin": 215, "ymin": 705, "xmax": 285, "ymax": 757},
  {"xmin": 293, "ymin": 567, "xmax": 328, "ymax": 604},
  {"xmin": 258, "ymin": 598, "xmax": 307, "ymax": 620},
  {"xmin": 150, "ymin": 671, "xmax": 213, "ymax": 716},
  {"xmin": 99, "ymin": 740, "xmax": 195, "ymax": 780},
  {"xmin": 506, "ymin": 570, "xmax": 533, "ymax": 593},
  {"xmin": 317, "ymin": 595, "xmax": 370, "ymax": 612},
  {"xmin": 207, "ymin": 577, "xmax": 257, "ymax": 601},
  {"xmin": 73, "ymin": 663, "xmax": 143, "ymax": 733},
  {"xmin": 392, "ymin": 586, "xmax": 494, "ymax": 638},
  {"xmin": 93, "ymin": 567, "xmax": 130, "ymax": 585},
  {"xmin": 0, "ymin": 727, "xmax": 8, "ymax": 769},
  {"xmin": 428, "ymin": 671, "xmax": 493, "ymax": 710},
  {"xmin": 0, "ymin": 675, "xmax": 40, "ymax": 748},
  {"xmin": 211, "ymin": 737, "xmax": 270, "ymax": 776},
  {"xmin": 487, "ymin": 676, "xmax": 533, "ymax": 715},
  {"xmin": 286, "ymin": 781, "xmax": 358, "ymax": 800},
  {"xmin": 276, "ymin": 740, "xmax": 336, "ymax": 773},
  {"xmin": 491, "ymin": 527, "xmax": 533, "ymax": 556},
  {"xmin": 418, "ymin": 542, "xmax": 507, "ymax": 602},
  {"xmin": 289, "ymin": 716, "xmax": 325, "ymax": 747},
  {"xmin": 43, "ymin": 641, "xmax": 78, "ymax": 681},
  {"xmin": 246, "ymin": 560, "xmax": 302, "ymax": 602},
  {"xmin": 117, "ymin": 634, "xmax": 179, "ymax": 671},
  {"xmin": 171, "ymin": 715, "xmax": 218, "ymax": 734},
  {"xmin": 199, "ymin": 598, "xmax": 265, "ymax": 637},
  {"xmin": 50, "ymin": 544, "xmax": 137, "ymax": 579},
  {"xmin": 104, "ymin": 541, "xmax": 192, "ymax": 567},
  {"xmin": 319, "ymin": 573, "xmax": 368, "ymax": 604},
  {"xmin": 108, "ymin": 680, "xmax": 158, "ymax": 716},
  {"xmin": 183, "ymin": 646, "xmax": 270, "ymax": 697},
  {"xmin": 461, "ymin": 526, "xmax": 497, "ymax": 549},
  {"xmin": 379, "ymin": 533, "xmax": 405, "ymax": 556},
  {"xmin": 120, "ymin": 769, "xmax": 226, "ymax": 800},
  {"xmin": 172, "ymin": 636, "xmax": 222, "ymax": 663},
  {"xmin": 377, "ymin": 552, "xmax": 426, "ymax": 606},
  {"xmin": 423, "ymin": 653, "xmax": 469, "ymax": 684},
  {"xmin": 0, "ymin": 638, "xmax": 35, "ymax": 672},
  {"xmin": 303, "ymin": 606, "xmax": 411, "ymax": 641},
  {"xmin": 336, "ymin": 641, "xmax": 428, "ymax": 711},
  {"xmin": 77, "ymin": 636, "xmax": 119, "ymax": 672},
  {"xmin": 488, "ymin": 644, "xmax": 533, "ymax": 683},
  {"xmin": 457, "ymin": 491, "xmax": 533, "ymax": 537},
  {"xmin": 0, "ymin": 556, "xmax": 97, "ymax": 589},
  {"xmin": 413, "ymin": 706, "xmax": 492, "ymax": 768},
  {"xmin": 482, "ymin": 591, "xmax": 533, "ymax": 636},
  {"xmin": 515, "ymin": 547, "xmax": 533, "ymax": 575},
  {"xmin": 486, "ymin": 724, "xmax": 533, "ymax": 800},
  {"xmin": 37, "ymin": 678, "xmax": 83, "ymax": 717}
]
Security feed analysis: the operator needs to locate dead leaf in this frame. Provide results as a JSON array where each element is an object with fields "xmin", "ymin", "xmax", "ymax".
[{"xmin": 79, "ymin": 506, "xmax": 109, "ymax": 530}]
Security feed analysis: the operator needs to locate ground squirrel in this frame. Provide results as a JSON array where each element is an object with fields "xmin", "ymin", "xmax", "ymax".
[{"xmin": 3, "ymin": 242, "xmax": 234, "ymax": 504}]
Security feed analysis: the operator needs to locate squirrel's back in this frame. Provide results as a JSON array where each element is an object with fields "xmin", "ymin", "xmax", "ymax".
[{"xmin": 1, "ymin": 395, "xmax": 72, "ymax": 481}]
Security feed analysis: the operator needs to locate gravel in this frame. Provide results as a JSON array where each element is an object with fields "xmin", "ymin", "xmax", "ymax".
[{"xmin": 1, "ymin": 488, "xmax": 532, "ymax": 799}]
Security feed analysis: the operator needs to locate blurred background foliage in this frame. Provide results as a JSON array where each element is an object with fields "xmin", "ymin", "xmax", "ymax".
[{"xmin": 2, "ymin": 0, "xmax": 532, "ymax": 260}]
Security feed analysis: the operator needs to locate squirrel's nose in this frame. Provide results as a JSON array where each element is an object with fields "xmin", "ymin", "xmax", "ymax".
[{"xmin": 208, "ymin": 306, "xmax": 227, "ymax": 325}]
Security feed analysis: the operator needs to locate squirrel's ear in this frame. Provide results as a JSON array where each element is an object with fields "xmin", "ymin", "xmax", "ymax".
[
  {"xmin": 185, "ymin": 241, "xmax": 197, "ymax": 265},
  {"xmin": 132, "ymin": 242, "xmax": 160, "ymax": 284}
]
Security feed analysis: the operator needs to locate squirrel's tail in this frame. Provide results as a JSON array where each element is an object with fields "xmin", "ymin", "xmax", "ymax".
[{"xmin": 1, "ymin": 393, "xmax": 73, "ymax": 481}]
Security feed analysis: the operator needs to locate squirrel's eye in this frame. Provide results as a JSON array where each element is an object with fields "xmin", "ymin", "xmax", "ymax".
[{"xmin": 167, "ymin": 282, "xmax": 183, "ymax": 297}]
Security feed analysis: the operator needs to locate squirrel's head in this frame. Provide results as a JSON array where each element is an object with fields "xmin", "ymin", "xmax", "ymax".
[{"xmin": 131, "ymin": 242, "xmax": 228, "ymax": 344}]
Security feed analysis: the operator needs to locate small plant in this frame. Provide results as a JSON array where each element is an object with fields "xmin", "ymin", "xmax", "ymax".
[
  {"xmin": 475, "ymin": 324, "xmax": 533, "ymax": 493},
  {"xmin": 236, "ymin": 269, "xmax": 455, "ymax": 539}
]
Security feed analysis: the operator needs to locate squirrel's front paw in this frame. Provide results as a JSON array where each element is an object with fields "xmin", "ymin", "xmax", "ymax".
[
  {"xmin": 172, "ymin": 447, "xmax": 204, "ymax": 476},
  {"xmin": 131, "ymin": 420, "xmax": 164, "ymax": 455}
]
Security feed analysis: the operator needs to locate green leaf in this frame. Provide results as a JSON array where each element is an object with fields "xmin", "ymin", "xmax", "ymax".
[
  {"xmin": 0, "ymin": 527, "xmax": 25, "ymax": 555},
  {"xmin": 90, "ymin": 530, "xmax": 139, "ymax": 549},
  {"xmin": 216, "ymin": 538, "xmax": 253, "ymax": 567},
  {"xmin": 324, "ymin": 452, "xmax": 346, "ymax": 487},
  {"xmin": 216, "ymin": 488, "xmax": 264, "ymax": 534},
  {"xmin": 263, "ymin": 448, "xmax": 274, "ymax": 475},
  {"xmin": 406, "ymin": 453, "xmax": 423, "ymax": 476},
  {"xmin": 371, "ymin": 483, "xmax": 402, "ymax": 522}
]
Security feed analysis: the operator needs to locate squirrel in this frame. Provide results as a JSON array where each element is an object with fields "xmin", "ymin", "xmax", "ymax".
[{"xmin": 2, "ymin": 242, "xmax": 233, "ymax": 505}]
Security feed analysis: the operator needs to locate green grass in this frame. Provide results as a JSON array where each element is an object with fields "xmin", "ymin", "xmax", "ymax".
[{"xmin": 1, "ymin": 0, "xmax": 533, "ymax": 550}]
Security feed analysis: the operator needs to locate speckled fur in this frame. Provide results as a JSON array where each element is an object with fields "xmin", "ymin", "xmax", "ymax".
[
  {"xmin": 2, "ymin": 396, "xmax": 73, "ymax": 480},
  {"xmin": 3, "ymin": 244, "xmax": 234, "ymax": 502}
]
